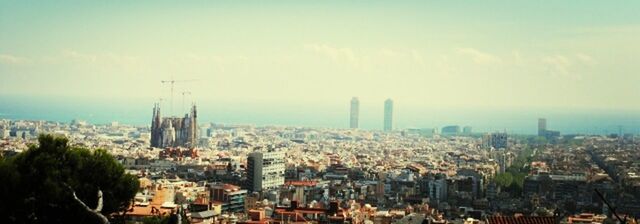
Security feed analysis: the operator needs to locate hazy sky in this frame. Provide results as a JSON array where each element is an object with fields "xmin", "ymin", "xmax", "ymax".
[{"xmin": 1, "ymin": 1, "xmax": 640, "ymax": 120}]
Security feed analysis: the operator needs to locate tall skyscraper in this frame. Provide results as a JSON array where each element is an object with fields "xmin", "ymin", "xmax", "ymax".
[
  {"xmin": 150, "ymin": 103, "xmax": 198, "ymax": 148},
  {"xmin": 489, "ymin": 133, "xmax": 508, "ymax": 149},
  {"xmin": 384, "ymin": 99, "xmax": 393, "ymax": 131},
  {"xmin": 350, "ymin": 97, "xmax": 359, "ymax": 129},
  {"xmin": 538, "ymin": 118, "xmax": 547, "ymax": 136},
  {"xmin": 246, "ymin": 147, "xmax": 285, "ymax": 192},
  {"xmin": 538, "ymin": 118, "xmax": 560, "ymax": 139}
]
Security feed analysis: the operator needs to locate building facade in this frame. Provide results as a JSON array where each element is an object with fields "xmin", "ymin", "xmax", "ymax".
[
  {"xmin": 150, "ymin": 103, "xmax": 198, "ymax": 148},
  {"xmin": 463, "ymin": 126, "xmax": 473, "ymax": 134},
  {"xmin": 350, "ymin": 97, "xmax": 359, "ymax": 129},
  {"xmin": 538, "ymin": 118, "xmax": 547, "ymax": 136},
  {"xmin": 428, "ymin": 177, "xmax": 448, "ymax": 204},
  {"xmin": 246, "ymin": 148, "xmax": 286, "ymax": 192},
  {"xmin": 538, "ymin": 118, "xmax": 561, "ymax": 139},
  {"xmin": 490, "ymin": 133, "xmax": 508, "ymax": 149},
  {"xmin": 441, "ymin": 125, "xmax": 461, "ymax": 135},
  {"xmin": 209, "ymin": 183, "xmax": 247, "ymax": 213}
]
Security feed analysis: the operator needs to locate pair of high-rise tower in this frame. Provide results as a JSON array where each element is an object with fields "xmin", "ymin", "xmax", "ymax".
[{"xmin": 350, "ymin": 97, "xmax": 394, "ymax": 131}]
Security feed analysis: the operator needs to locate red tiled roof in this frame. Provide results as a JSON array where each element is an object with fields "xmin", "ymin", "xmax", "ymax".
[
  {"xmin": 273, "ymin": 211, "xmax": 307, "ymax": 222},
  {"xmin": 487, "ymin": 216, "xmax": 556, "ymax": 224},
  {"xmin": 211, "ymin": 183, "xmax": 241, "ymax": 191},
  {"xmin": 274, "ymin": 208, "xmax": 326, "ymax": 214},
  {"xmin": 286, "ymin": 180, "xmax": 318, "ymax": 187},
  {"xmin": 238, "ymin": 220, "xmax": 270, "ymax": 224}
]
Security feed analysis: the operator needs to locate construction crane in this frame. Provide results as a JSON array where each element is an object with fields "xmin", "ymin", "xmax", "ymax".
[
  {"xmin": 595, "ymin": 188, "xmax": 638, "ymax": 224},
  {"xmin": 160, "ymin": 78, "xmax": 197, "ymax": 116},
  {"xmin": 181, "ymin": 91, "xmax": 191, "ymax": 115}
]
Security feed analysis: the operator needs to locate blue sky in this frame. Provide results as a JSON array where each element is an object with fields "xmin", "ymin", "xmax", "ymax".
[{"xmin": 1, "ymin": 1, "xmax": 640, "ymax": 130}]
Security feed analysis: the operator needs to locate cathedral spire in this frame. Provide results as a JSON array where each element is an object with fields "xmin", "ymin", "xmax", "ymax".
[
  {"xmin": 151, "ymin": 101, "xmax": 197, "ymax": 149},
  {"xmin": 191, "ymin": 104, "xmax": 197, "ymax": 118}
]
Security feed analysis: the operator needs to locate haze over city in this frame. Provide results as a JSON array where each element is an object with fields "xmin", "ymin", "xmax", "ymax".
[{"xmin": 1, "ymin": 1, "xmax": 640, "ymax": 133}]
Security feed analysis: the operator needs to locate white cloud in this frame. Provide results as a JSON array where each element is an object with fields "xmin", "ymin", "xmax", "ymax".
[
  {"xmin": 410, "ymin": 50, "xmax": 427, "ymax": 72},
  {"xmin": 303, "ymin": 43, "xmax": 431, "ymax": 73},
  {"xmin": 542, "ymin": 55, "xmax": 573, "ymax": 78},
  {"xmin": 178, "ymin": 54, "xmax": 249, "ymax": 73},
  {"xmin": 575, "ymin": 53, "xmax": 596, "ymax": 66},
  {"xmin": 61, "ymin": 50, "xmax": 98, "ymax": 63},
  {"xmin": 512, "ymin": 51, "xmax": 525, "ymax": 67},
  {"xmin": 541, "ymin": 53, "xmax": 597, "ymax": 79},
  {"xmin": 57, "ymin": 50, "xmax": 141, "ymax": 68},
  {"xmin": 304, "ymin": 43, "xmax": 361, "ymax": 68},
  {"xmin": 456, "ymin": 48, "xmax": 502, "ymax": 65},
  {"xmin": 0, "ymin": 54, "xmax": 30, "ymax": 65}
]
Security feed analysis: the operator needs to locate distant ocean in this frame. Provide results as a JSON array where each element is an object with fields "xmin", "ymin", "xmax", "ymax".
[{"xmin": 1, "ymin": 96, "xmax": 639, "ymax": 135}]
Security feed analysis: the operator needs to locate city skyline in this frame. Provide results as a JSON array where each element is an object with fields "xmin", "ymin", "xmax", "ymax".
[{"xmin": 2, "ymin": 94, "xmax": 640, "ymax": 135}]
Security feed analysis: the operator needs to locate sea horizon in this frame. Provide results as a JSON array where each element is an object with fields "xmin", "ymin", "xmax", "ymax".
[{"xmin": 2, "ymin": 95, "xmax": 639, "ymax": 136}]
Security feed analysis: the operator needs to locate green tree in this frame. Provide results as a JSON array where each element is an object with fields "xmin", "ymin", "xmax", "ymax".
[
  {"xmin": 495, "ymin": 172, "xmax": 513, "ymax": 188},
  {"xmin": 142, "ymin": 216, "xmax": 171, "ymax": 224},
  {"xmin": 0, "ymin": 134, "xmax": 139, "ymax": 224},
  {"xmin": 511, "ymin": 173, "xmax": 526, "ymax": 189}
]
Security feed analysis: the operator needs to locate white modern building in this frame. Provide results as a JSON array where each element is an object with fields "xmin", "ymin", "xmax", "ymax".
[{"xmin": 246, "ymin": 147, "xmax": 286, "ymax": 192}]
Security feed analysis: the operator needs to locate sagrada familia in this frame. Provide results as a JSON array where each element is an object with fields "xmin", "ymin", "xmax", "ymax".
[{"xmin": 150, "ymin": 103, "xmax": 198, "ymax": 148}]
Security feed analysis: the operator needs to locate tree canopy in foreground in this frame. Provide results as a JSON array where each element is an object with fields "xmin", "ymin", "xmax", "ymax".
[{"xmin": 0, "ymin": 134, "xmax": 139, "ymax": 224}]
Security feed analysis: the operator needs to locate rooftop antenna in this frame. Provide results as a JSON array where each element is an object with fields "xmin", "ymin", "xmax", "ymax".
[{"xmin": 160, "ymin": 77, "xmax": 197, "ymax": 116}]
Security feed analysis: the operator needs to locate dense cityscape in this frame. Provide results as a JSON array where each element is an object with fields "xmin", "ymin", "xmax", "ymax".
[
  {"xmin": 1, "ymin": 98, "xmax": 639, "ymax": 223},
  {"xmin": 2, "ymin": 1, "xmax": 640, "ymax": 224}
]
